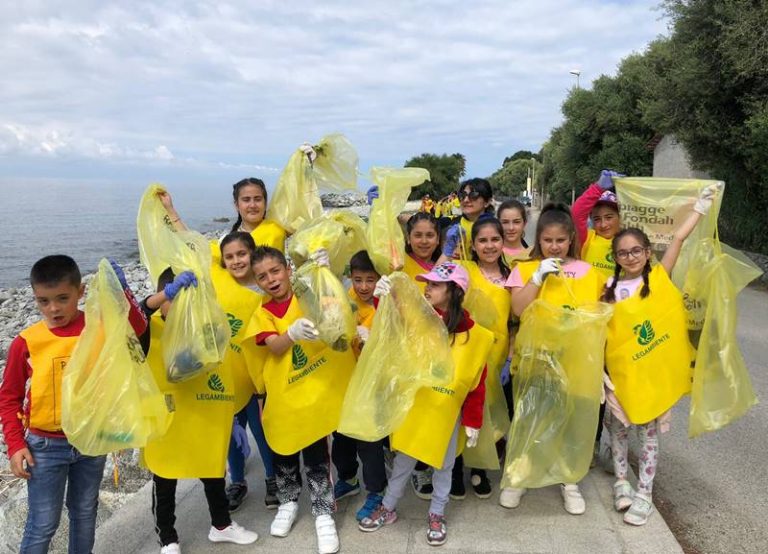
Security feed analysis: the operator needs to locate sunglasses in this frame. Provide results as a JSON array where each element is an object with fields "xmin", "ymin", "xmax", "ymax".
[{"xmin": 458, "ymin": 190, "xmax": 482, "ymax": 201}]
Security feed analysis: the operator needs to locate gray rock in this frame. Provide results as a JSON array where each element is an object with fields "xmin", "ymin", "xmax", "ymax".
[{"xmin": 321, "ymin": 192, "xmax": 367, "ymax": 208}]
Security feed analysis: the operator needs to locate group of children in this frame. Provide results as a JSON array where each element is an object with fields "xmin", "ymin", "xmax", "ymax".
[{"xmin": 0, "ymin": 164, "xmax": 721, "ymax": 553}]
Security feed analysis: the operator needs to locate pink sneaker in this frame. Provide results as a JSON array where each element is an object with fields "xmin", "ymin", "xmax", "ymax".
[{"xmin": 358, "ymin": 504, "xmax": 397, "ymax": 532}]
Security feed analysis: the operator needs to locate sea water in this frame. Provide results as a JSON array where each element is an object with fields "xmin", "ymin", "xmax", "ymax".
[{"xmin": 0, "ymin": 180, "xmax": 237, "ymax": 287}]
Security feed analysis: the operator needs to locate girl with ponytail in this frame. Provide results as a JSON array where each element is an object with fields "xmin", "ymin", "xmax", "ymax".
[{"xmin": 601, "ymin": 184, "xmax": 721, "ymax": 527}]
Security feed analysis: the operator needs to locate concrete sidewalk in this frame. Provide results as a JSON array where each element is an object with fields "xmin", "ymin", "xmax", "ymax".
[{"xmin": 94, "ymin": 467, "xmax": 682, "ymax": 553}]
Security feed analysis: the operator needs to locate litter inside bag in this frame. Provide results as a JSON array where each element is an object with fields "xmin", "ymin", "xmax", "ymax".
[
  {"xmin": 312, "ymin": 133, "xmax": 359, "ymax": 191},
  {"xmin": 292, "ymin": 262, "xmax": 356, "ymax": 352},
  {"xmin": 62, "ymin": 259, "xmax": 171, "ymax": 455},
  {"xmin": 685, "ymin": 239, "xmax": 762, "ymax": 437},
  {"xmin": 502, "ymin": 297, "xmax": 613, "ymax": 489},
  {"xmin": 137, "ymin": 184, "xmax": 229, "ymax": 382},
  {"xmin": 288, "ymin": 212, "xmax": 367, "ymax": 278},
  {"xmin": 366, "ymin": 167, "xmax": 430, "ymax": 275},
  {"xmin": 338, "ymin": 273, "xmax": 454, "ymax": 441}
]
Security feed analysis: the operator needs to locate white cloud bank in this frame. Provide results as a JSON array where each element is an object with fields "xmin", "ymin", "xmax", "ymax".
[{"xmin": 0, "ymin": 1, "xmax": 668, "ymax": 179}]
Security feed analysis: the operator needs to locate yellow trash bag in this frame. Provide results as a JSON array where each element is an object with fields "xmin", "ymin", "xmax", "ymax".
[
  {"xmin": 614, "ymin": 177, "xmax": 723, "ymax": 334},
  {"xmin": 288, "ymin": 212, "xmax": 367, "ymax": 278},
  {"xmin": 62, "ymin": 259, "xmax": 171, "ymax": 455},
  {"xmin": 684, "ymin": 238, "xmax": 762, "ymax": 437},
  {"xmin": 312, "ymin": 133, "xmax": 359, "ymax": 191},
  {"xmin": 268, "ymin": 134, "xmax": 359, "ymax": 233},
  {"xmin": 502, "ymin": 285, "xmax": 613, "ymax": 489},
  {"xmin": 137, "ymin": 184, "xmax": 229, "ymax": 382},
  {"xmin": 338, "ymin": 272, "xmax": 454, "ymax": 441},
  {"xmin": 463, "ymin": 402, "xmax": 501, "ymax": 470},
  {"xmin": 366, "ymin": 167, "xmax": 430, "ymax": 275}
]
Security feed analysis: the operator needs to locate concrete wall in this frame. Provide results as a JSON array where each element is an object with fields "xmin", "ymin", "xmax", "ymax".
[{"xmin": 653, "ymin": 135, "xmax": 710, "ymax": 179}]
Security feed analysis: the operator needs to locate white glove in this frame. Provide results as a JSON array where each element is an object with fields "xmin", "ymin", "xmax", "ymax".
[
  {"xmin": 465, "ymin": 427, "xmax": 480, "ymax": 448},
  {"xmin": 287, "ymin": 318, "xmax": 319, "ymax": 342},
  {"xmin": 299, "ymin": 142, "xmax": 317, "ymax": 164},
  {"xmin": 373, "ymin": 275, "xmax": 393, "ymax": 298},
  {"xmin": 309, "ymin": 248, "xmax": 330, "ymax": 268},
  {"xmin": 693, "ymin": 183, "xmax": 722, "ymax": 215},
  {"xmin": 356, "ymin": 325, "xmax": 370, "ymax": 343},
  {"xmin": 531, "ymin": 258, "xmax": 561, "ymax": 287},
  {"xmin": 601, "ymin": 372, "xmax": 615, "ymax": 405}
]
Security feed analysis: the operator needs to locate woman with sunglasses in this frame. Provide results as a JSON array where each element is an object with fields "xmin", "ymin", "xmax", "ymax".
[{"xmin": 437, "ymin": 178, "xmax": 495, "ymax": 263}]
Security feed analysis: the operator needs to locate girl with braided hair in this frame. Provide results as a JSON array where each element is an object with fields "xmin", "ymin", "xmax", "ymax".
[{"xmin": 601, "ymin": 184, "xmax": 721, "ymax": 526}]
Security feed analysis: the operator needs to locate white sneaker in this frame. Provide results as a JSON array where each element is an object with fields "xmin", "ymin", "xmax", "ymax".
[
  {"xmin": 160, "ymin": 544, "xmax": 180, "ymax": 554},
  {"xmin": 270, "ymin": 501, "xmax": 300, "ymax": 537},
  {"xmin": 499, "ymin": 487, "xmax": 527, "ymax": 509},
  {"xmin": 315, "ymin": 514, "xmax": 340, "ymax": 554},
  {"xmin": 561, "ymin": 484, "xmax": 586, "ymax": 515},
  {"xmin": 207, "ymin": 521, "xmax": 258, "ymax": 544}
]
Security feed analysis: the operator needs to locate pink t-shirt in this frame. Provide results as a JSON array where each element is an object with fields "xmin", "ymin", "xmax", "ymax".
[
  {"xmin": 505, "ymin": 259, "xmax": 592, "ymax": 288},
  {"xmin": 606, "ymin": 276, "xmax": 643, "ymax": 302}
]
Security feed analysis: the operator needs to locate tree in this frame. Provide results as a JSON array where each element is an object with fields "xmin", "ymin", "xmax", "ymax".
[
  {"xmin": 639, "ymin": 1, "xmax": 768, "ymax": 252},
  {"xmin": 488, "ymin": 158, "xmax": 540, "ymax": 198},
  {"xmin": 404, "ymin": 153, "xmax": 467, "ymax": 199},
  {"xmin": 502, "ymin": 150, "xmax": 541, "ymax": 166}
]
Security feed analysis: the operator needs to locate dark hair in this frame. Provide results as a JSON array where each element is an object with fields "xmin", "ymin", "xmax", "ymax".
[
  {"xmin": 531, "ymin": 203, "xmax": 580, "ymax": 259},
  {"xmin": 219, "ymin": 232, "xmax": 257, "ymax": 268},
  {"xmin": 601, "ymin": 228, "xmax": 652, "ymax": 303},
  {"xmin": 470, "ymin": 217, "xmax": 511, "ymax": 279},
  {"xmin": 157, "ymin": 267, "xmax": 176, "ymax": 292},
  {"xmin": 405, "ymin": 212, "xmax": 441, "ymax": 262},
  {"xmin": 349, "ymin": 250, "xmax": 378, "ymax": 275},
  {"xmin": 497, "ymin": 199, "xmax": 529, "ymax": 248},
  {"xmin": 458, "ymin": 178, "xmax": 495, "ymax": 215},
  {"xmin": 230, "ymin": 178, "xmax": 268, "ymax": 233},
  {"xmin": 30, "ymin": 255, "xmax": 81, "ymax": 288},
  {"xmin": 252, "ymin": 246, "xmax": 287, "ymax": 268},
  {"xmin": 442, "ymin": 281, "xmax": 467, "ymax": 343}
]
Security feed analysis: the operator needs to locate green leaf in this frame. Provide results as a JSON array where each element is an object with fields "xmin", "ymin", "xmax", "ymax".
[
  {"xmin": 208, "ymin": 373, "xmax": 225, "ymax": 393},
  {"xmin": 292, "ymin": 344, "xmax": 308, "ymax": 370}
]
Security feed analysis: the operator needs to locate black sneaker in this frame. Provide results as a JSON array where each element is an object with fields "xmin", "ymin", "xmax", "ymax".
[
  {"xmin": 265, "ymin": 477, "xmax": 279, "ymax": 510},
  {"xmin": 226, "ymin": 482, "xmax": 248, "ymax": 512},
  {"xmin": 449, "ymin": 473, "xmax": 466, "ymax": 500},
  {"xmin": 411, "ymin": 469, "xmax": 433, "ymax": 500},
  {"xmin": 470, "ymin": 470, "xmax": 492, "ymax": 499}
]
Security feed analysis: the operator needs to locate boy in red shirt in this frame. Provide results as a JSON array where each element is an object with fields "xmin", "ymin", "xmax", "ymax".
[{"xmin": 0, "ymin": 255, "xmax": 147, "ymax": 553}]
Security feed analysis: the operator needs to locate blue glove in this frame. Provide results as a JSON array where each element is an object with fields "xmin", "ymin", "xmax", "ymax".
[
  {"xmin": 500, "ymin": 358, "xmax": 512, "ymax": 386},
  {"xmin": 366, "ymin": 185, "xmax": 379, "ymax": 205},
  {"xmin": 442, "ymin": 224, "xmax": 464, "ymax": 258},
  {"xmin": 108, "ymin": 258, "xmax": 128, "ymax": 289},
  {"xmin": 164, "ymin": 271, "xmax": 198, "ymax": 300},
  {"xmin": 597, "ymin": 169, "xmax": 625, "ymax": 190},
  {"xmin": 232, "ymin": 418, "xmax": 251, "ymax": 459}
]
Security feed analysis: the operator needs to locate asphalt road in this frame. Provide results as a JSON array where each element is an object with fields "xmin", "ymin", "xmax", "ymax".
[{"xmin": 650, "ymin": 286, "xmax": 768, "ymax": 554}]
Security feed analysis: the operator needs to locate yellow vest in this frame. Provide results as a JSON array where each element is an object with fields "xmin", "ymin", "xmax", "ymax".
[
  {"xmin": 502, "ymin": 246, "xmax": 532, "ymax": 268},
  {"xmin": 20, "ymin": 321, "xmax": 80, "ymax": 432},
  {"xmin": 391, "ymin": 323, "xmax": 494, "ymax": 468},
  {"xmin": 402, "ymin": 254, "xmax": 433, "ymax": 294},
  {"xmin": 516, "ymin": 260, "xmax": 606, "ymax": 309},
  {"xmin": 457, "ymin": 217, "xmax": 474, "ymax": 261},
  {"xmin": 581, "ymin": 229, "xmax": 616, "ymax": 278},
  {"xmin": 211, "ymin": 266, "xmax": 263, "ymax": 412},
  {"xmin": 210, "ymin": 219, "xmax": 287, "ymax": 265},
  {"xmin": 251, "ymin": 297, "xmax": 356, "ymax": 455},
  {"xmin": 461, "ymin": 261, "xmax": 511, "ymax": 441},
  {"xmin": 141, "ymin": 315, "xmax": 235, "ymax": 478},
  {"xmin": 606, "ymin": 265, "xmax": 693, "ymax": 424},
  {"xmin": 348, "ymin": 288, "xmax": 375, "ymax": 329}
]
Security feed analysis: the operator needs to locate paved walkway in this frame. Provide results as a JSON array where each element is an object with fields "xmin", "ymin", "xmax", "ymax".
[{"xmin": 94, "ymin": 466, "xmax": 682, "ymax": 553}]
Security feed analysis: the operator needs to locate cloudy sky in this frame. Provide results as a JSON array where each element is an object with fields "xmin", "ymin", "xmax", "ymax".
[{"xmin": 1, "ymin": 1, "xmax": 668, "ymax": 188}]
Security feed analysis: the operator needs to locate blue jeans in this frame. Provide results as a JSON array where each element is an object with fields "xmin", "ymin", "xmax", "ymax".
[
  {"xmin": 20, "ymin": 433, "xmax": 106, "ymax": 554},
  {"xmin": 227, "ymin": 395, "xmax": 274, "ymax": 482}
]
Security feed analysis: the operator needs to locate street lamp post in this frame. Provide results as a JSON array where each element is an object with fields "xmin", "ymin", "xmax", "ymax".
[{"xmin": 569, "ymin": 69, "xmax": 581, "ymax": 89}]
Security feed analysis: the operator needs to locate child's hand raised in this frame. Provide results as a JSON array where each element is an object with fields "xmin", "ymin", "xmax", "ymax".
[
  {"xmin": 373, "ymin": 275, "xmax": 392, "ymax": 298},
  {"xmin": 10, "ymin": 447, "xmax": 34, "ymax": 479},
  {"xmin": 693, "ymin": 183, "xmax": 723, "ymax": 215},
  {"xmin": 157, "ymin": 190, "xmax": 175, "ymax": 211},
  {"xmin": 164, "ymin": 271, "xmax": 198, "ymax": 300}
]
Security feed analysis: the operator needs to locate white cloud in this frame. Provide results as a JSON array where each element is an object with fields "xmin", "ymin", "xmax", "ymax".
[{"xmin": 0, "ymin": 1, "xmax": 668, "ymax": 179}]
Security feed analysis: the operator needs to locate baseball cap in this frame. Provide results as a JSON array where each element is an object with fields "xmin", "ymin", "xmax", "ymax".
[{"xmin": 416, "ymin": 262, "xmax": 469, "ymax": 292}]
